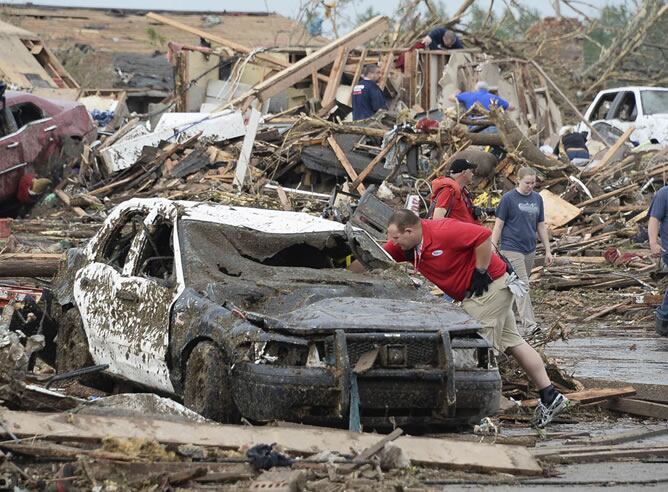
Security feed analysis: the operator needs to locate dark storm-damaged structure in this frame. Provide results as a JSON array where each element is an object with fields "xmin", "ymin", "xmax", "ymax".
[{"xmin": 52, "ymin": 199, "xmax": 500, "ymax": 427}]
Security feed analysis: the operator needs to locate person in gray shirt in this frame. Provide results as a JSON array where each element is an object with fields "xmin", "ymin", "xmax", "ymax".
[{"xmin": 491, "ymin": 167, "xmax": 554, "ymax": 334}]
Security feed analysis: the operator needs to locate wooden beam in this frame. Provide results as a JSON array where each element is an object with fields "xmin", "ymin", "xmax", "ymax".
[
  {"xmin": 606, "ymin": 398, "xmax": 668, "ymax": 419},
  {"xmin": 0, "ymin": 253, "xmax": 63, "ymax": 277},
  {"xmin": 378, "ymin": 52, "xmax": 393, "ymax": 90},
  {"xmin": 581, "ymin": 425, "xmax": 668, "ymax": 446},
  {"xmin": 583, "ymin": 126, "xmax": 635, "ymax": 179},
  {"xmin": 347, "ymin": 48, "xmax": 367, "ymax": 106},
  {"xmin": 311, "ymin": 67, "xmax": 320, "ymax": 100},
  {"xmin": 320, "ymin": 47, "xmax": 348, "ymax": 112},
  {"xmin": 0, "ymin": 409, "xmax": 543, "ymax": 475},
  {"xmin": 146, "ymin": 12, "xmax": 288, "ymax": 70},
  {"xmin": 233, "ymin": 108, "xmax": 262, "ymax": 190},
  {"xmin": 327, "ymin": 135, "xmax": 366, "ymax": 195},
  {"xmin": 350, "ymin": 136, "xmax": 399, "ymax": 189},
  {"xmin": 575, "ymin": 183, "xmax": 637, "ymax": 208},
  {"xmin": 521, "ymin": 386, "xmax": 636, "ymax": 408},
  {"xmin": 219, "ymin": 16, "xmax": 390, "ymax": 110}
]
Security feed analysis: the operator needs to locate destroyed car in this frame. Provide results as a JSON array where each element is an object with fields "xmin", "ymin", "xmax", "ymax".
[
  {"xmin": 576, "ymin": 86, "xmax": 668, "ymax": 145},
  {"xmin": 52, "ymin": 199, "xmax": 500, "ymax": 427},
  {"xmin": 0, "ymin": 88, "xmax": 97, "ymax": 204}
]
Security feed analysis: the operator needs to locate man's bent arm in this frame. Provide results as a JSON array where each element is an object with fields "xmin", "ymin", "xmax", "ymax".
[
  {"xmin": 474, "ymin": 236, "xmax": 493, "ymax": 271},
  {"xmin": 649, "ymin": 216, "xmax": 663, "ymax": 257}
]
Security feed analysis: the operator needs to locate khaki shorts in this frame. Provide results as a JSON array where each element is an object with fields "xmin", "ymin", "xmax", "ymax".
[{"xmin": 461, "ymin": 273, "xmax": 525, "ymax": 352}]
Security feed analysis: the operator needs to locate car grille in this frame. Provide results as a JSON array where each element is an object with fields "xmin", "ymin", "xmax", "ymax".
[{"xmin": 325, "ymin": 335, "xmax": 439, "ymax": 368}]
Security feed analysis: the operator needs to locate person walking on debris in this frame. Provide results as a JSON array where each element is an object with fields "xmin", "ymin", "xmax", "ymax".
[
  {"xmin": 421, "ymin": 27, "xmax": 464, "ymax": 50},
  {"xmin": 351, "ymin": 64, "xmax": 387, "ymax": 121},
  {"xmin": 648, "ymin": 185, "xmax": 668, "ymax": 336},
  {"xmin": 554, "ymin": 126, "xmax": 590, "ymax": 166},
  {"xmin": 428, "ymin": 158, "xmax": 480, "ymax": 223},
  {"xmin": 373, "ymin": 210, "xmax": 570, "ymax": 427},
  {"xmin": 491, "ymin": 167, "xmax": 553, "ymax": 334}
]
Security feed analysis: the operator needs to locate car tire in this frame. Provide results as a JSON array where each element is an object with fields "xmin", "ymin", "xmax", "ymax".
[
  {"xmin": 183, "ymin": 341, "xmax": 239, "ymax": 423},
  {"xmin": 56, "ymin": 307, "xmax": 94, "ymax": 374}
]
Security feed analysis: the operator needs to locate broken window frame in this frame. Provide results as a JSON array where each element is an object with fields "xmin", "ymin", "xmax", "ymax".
[
  {"xmin": 96, "ymin": 209, "xmax": 148, "ymax": 272},
  {"xmin": 132, "ymin": 216, "xmax": 176, "ymax": 286},
  {"xmin": 9, "ymin": 102, "xmax": 46, "ymax": 129},
  {"xmin": 608, "ymin": 91, "xmax": 638, "ymax": 122}
]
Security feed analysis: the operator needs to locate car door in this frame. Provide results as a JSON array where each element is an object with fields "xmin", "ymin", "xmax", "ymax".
[
  {"xmin": 0, "ymin": 107, "xmax": 25, "ymax": 203},
  {"xmin": 74, "ymin": 207, "xmax": 150, "ymax": 384},
  {"xmin": 106, "ymin": 208, "xmax": 180, "ymax": 393},
  {"xmin": 8, "ymin": 101, "xmax": 60, "ymax": 174},
  {"xmin": 605, "ymin": 91, "xmax": 638, "ymax": 135}
]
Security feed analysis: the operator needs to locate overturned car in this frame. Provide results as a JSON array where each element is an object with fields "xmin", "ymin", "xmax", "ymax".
[{"xmin": 52, "ymin": 199, "xmax": 500, "ymax": 427}]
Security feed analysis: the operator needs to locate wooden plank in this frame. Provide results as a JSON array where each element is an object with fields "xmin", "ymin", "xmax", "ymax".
[
  {"xmin": 327, "ymin": 135, "xmax": 366, "ymax": 194},
  {"xmin": 575, "ymin": 183, "xmax": 637, "ymax": 208},
  {"xmin": 311, "ymin": 67, "xmax": 320, "ymax": 100},
  {"xmin": 539, "ymin": 189, "xmax": 581, "ymax": 229},
  {"xmin": 378, "ymin": 52, "xmax": 393, "ymax": 90},
  {"xmin": 320, "ymin": 47, "xmax": 348, "ymax": 112},
  {"xmin": 219, "ymin": 16, "xmax": 389, "ymax": 110},
  {"xmin": 146, "ymin": 12, "xmax": 288, "ymax": 70},
  {"xmin": 0, "ymin": 409, "xmax": 542, "ymax": 475},
  {"xmin": 233, "ymin": 108, "xmax": 262, "ymax": 189},
  {"xmin": 606, "ymin": 398, "xmax": 668, "ymax": 419},
  {"xmin": 354, "ymin": 428, "xmax": 403, "ymax": 463},
  {"xmin": 583, "ymin": 301, "xmax": 629, "ymax": 322},
  {"xmin": 0, "ymin": 253, "xmax": 63, "ymax": 277},
  {"xmin": 347, "ymin": 48, "xmax": 367, "ymax": 106},
  {"xmin": 521, "ymin": 386, "xmax": 636, "ymax": 408},
  {"xmin": 582, "ymin": 425, "xmax": 668, "ymax": 446},
  {"xmin": 583, "ymin": 126, "xmax": 635, "ymax": 178},
  {"xmin": 350, "ymin": 135, "xmax": 399, "ymax": 189},
  {"xmin": 540, "ymin": 446, "xmax": 668, "ymax": 464}
]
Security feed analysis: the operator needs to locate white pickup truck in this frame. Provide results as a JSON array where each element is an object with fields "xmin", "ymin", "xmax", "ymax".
[{"xmin": 576, "ymin": 86, "xmax": 668, "ymax": 145}]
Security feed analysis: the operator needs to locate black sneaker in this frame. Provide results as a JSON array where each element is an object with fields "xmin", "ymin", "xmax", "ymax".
[{"xmin": 533, "ymin": 393, "xmax": 571, "ymax": 428}]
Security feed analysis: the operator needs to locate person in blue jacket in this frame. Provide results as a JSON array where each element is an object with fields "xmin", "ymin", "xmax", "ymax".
[
  {"xmin": 351, "ymin": 64, "xmax": 387, "ymax": 121},
  {"xmin": 452, "ymin": 81, "xmax": 511, "ymax": 111},
  {"xmin": 421, "ymin": 27, "xmax": 464, "ymax": 50}
]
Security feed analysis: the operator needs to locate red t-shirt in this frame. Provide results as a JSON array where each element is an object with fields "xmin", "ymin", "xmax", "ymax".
[
  {"xmin": 430, "ymin": 177, "xmax": 478, "ymax": 224},
  {"xmin": 383, "ymin": 219, "xmax": 507, "ymax": 301}
]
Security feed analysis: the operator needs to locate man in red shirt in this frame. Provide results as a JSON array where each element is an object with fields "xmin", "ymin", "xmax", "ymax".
[
  {"xmin": 428, "ymin": 159, "xmax": 479, "ymax": 223},
  {"xmin": 381, "ymin": 209, "xmax": 570, "ymax": 427}
]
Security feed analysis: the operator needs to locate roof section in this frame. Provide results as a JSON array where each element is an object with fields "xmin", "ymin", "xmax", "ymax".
[
  {"xmin": 2, "ymin": 6, "xmax": 327, "ymax": 53},
  {"xmin": 0, "ymin": 18, "xmax": 37, "ymax": 37}
]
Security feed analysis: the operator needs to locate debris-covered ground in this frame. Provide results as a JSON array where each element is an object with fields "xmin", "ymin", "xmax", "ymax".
[{"xmin": 0, "ymin": 1, "xmax": 667, "ymax": 489}]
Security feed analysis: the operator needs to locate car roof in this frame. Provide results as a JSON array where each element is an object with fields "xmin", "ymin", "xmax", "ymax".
[
  {"xmin": 597, "ymin": 87, "xmax": 668, "ymax": 94},
  {"xmin": 117, "ymin": 198, "xmax": 348, "ymax": 235}
]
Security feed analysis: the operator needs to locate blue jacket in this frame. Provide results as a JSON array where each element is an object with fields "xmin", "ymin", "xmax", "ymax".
[
  {"xmin": 456, "ymin": 89, "xmax": 509, "ymax": 111},
  {"xmin": 352, "ymin": 79, "xmax": 387, "ymax": 120},
  {"xmin": 427, "ymin": 27, "xmax": 464, "ymax": 50}
]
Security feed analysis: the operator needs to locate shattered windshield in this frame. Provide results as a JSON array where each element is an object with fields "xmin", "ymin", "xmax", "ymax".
[
  {"xmin": 178, "ymin": 219, "xmax": 392, "ymax": 283},
  {"xmin": 640, "ymin": 90, "xmax": 668, "ymax": 115}
]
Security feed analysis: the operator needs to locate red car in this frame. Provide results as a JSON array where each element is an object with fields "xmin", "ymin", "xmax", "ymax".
[{"xmin": 0, "ymin": 89, "xmax": 97, "ymax": 206}]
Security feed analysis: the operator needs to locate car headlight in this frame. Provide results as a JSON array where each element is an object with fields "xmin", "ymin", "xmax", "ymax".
[
  {"xmin": 453, "ymin": 348, "xmax": 495, "ymax": 369},
  {"xmin": 252, "ymin": 341, "xmax": 308, "ymax": 366}
]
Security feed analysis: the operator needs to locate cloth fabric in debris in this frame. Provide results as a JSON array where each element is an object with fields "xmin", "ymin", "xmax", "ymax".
[
  {"xmin": 352, "ymin": 78, "xmax": 387, "ymax": 121},
  {"xmin": 246, "ymin": 443, "xmax": 294, "ymax": 470},
  {"xmin": 603, "ymin": 247, "xmax": 643, "ymax": 266},
  {"xmin": 383, "ymin": 219, "xmax": 507, "ymax": 301}
]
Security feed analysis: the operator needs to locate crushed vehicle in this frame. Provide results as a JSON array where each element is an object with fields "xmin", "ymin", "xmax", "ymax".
[
  {"xmin": 576, "ymin": 86, "xmax": 668, "ymax": 145},
  {"xmin": 0, "ymin": 85, "xmax": 97, "ymax": 205},
  {"xmin": 51, "ymin": 198, "xmax": 501, "ymax": 427}
]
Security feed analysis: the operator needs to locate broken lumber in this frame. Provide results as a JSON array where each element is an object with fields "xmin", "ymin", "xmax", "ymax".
[
  {"xmin": 350, "ymin": 136, "xmax": 399, "ymax": 190},
  {"xmin": 606, "ymin": 398, "xmax": 668, "ymax": 419},
  {"xmin": 0, "ymin": 409, "xmax": 543, "ymax": 475},
  {"xmin": 583, "ymin": 126, "xmax": 635, "ymax": 179},
  {"xmin": 233, "ymin": 108, "xmax": 262, "ymax": 189},
  {"xmin": 320, "ymin": 47, "xmax": 348, "ymax": 113},
  {"xmin": 575, "ymin": 183, "xmax": 637, "ymax": 208},
  {"xmin": 536, "ymin": 445, "xmax": 668, "ymax": 464},
  {"xmin": 328, "ymin": 135, "xmax": 366, "ymax": 194},
  {"xmin": 521, "ymin": 386, "xmax": 636, "ymax": 408},
  {"xmin": 580, "ymin": 425, "xmax": 668, "ymax": 446},
  {"xmin": 539, "ymin": 189, "xmax": 581, "ymax": 229},
  {"xmin": 221, "ymin": 16, "xmax": 390, "ymax": 109},
  {"xmin": 0, "ymin": 253, "xmax": 62, "ymax": 277}
]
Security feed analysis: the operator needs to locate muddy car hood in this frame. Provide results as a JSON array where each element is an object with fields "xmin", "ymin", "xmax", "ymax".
[{"xmin": 249, "ymin": 297, "xmax": 481, "ymax": 335}]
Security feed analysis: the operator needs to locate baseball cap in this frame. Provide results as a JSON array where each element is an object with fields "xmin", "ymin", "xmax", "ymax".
[{"xmin": 450, "ymin": 159, "xmax": 476, "ymax": 174}]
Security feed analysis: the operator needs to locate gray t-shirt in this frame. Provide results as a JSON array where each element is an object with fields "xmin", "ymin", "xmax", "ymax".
[
  {"xmin": 497, "ymin": 189, "xmax": 545, "ymax": 254},
  {"xmin": 649, "ymin": 186, "xmax": 668, "ymax": 259}
]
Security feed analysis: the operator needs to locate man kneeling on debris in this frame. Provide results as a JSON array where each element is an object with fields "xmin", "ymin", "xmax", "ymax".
[{"xmin": 354, "ymin": 210, "xmax": 571, "ymax": 427}]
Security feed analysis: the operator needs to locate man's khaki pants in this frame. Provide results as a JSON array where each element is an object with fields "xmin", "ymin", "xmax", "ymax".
[
  {"xmin": 462, "ymin": 274, "xmax": 524, "ymax": 353},
  {"xmin": 500, "ymin": 250, "xmax": 536, "ymax": 333}
]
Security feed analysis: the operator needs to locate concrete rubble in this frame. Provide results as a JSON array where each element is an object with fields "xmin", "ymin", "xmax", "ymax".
[{"xmin": 0, "ymin": 3, "xmax": 666, "ymax": 490}]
